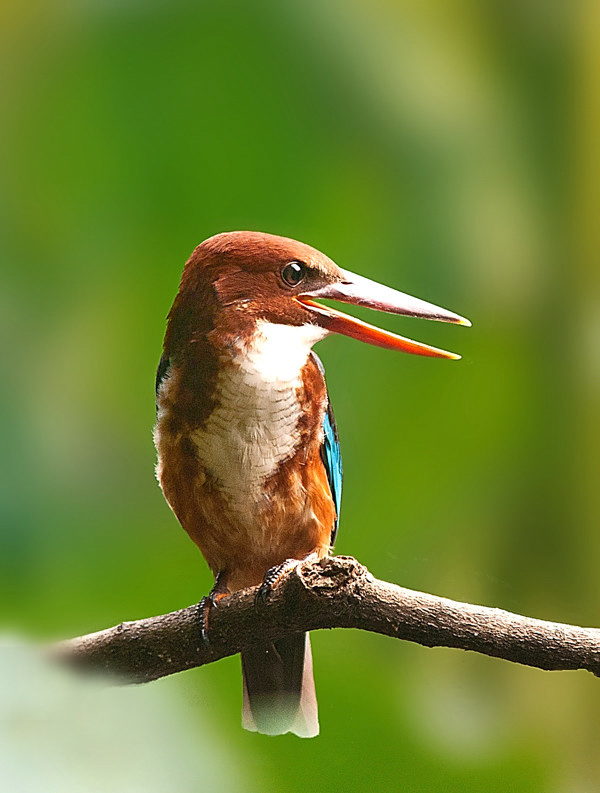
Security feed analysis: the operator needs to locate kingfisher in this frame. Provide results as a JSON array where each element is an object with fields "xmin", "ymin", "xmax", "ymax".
[{"xmin": 154, "ymin": 231, "xmax": 470, "ymax": 738}]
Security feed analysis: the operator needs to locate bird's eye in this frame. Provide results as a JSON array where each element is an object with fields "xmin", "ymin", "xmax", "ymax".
[{"xmin": 281, "ymin": 261, "xmax": 307, "ymax": 287}]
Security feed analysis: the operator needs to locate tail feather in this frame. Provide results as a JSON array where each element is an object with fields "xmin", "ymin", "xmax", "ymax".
[{"xmin": 241, "ymin": 632, "xmax": 318, "ymax": 737}]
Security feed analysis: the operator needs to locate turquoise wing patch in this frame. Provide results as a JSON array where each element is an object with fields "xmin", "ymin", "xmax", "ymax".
[{"xmin": 320, "ymin": 402, "xmax": 343, "ymax": 545}]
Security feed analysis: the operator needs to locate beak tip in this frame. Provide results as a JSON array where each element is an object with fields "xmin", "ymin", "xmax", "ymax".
[
  {"xmin": 441, "ymin": 350, "xmax": 462, "ymax": 361},
  {"xmin": 449, "ymin": 314, "xmax": 472, "ymax": 327}
]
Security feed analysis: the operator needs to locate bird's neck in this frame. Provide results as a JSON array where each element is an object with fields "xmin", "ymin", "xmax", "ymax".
[
  {"xmin": 159, "ymin": 320, "xmax": 327, "ymax": 432},
  {"xmin": 231, "ymin": 320, "xmax": 328, "ymax": 386}
]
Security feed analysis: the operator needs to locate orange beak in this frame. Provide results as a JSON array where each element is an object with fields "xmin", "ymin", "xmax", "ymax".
[{"xmin": 297, "ymin": 269, "xmax": 471, "ymax": 360}]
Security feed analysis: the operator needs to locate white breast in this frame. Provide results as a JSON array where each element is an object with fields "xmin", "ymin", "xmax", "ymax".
[{"xmin": 190, "ymin": 321, "xmax": 328, "ymax": 519}]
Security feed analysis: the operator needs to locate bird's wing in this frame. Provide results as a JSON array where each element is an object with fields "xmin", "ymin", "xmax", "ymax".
[
  {"xmin": 321, "ymin": 400, "xmax": 343, "ymax": 546},
  {"xmin": 155, "ymin": 354, "xmax": 170, "ymax": 399},
  {"xmin": 311, "ymin": 353, "xmax": 343, "ymax": 546}
]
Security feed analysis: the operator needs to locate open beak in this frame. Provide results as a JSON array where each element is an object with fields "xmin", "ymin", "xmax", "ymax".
[{"xmin": 297, "ymin": 269, "xmax": 471, "ymax": 360}]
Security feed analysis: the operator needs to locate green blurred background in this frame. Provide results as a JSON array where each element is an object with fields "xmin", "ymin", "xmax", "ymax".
[{"xmin": 2, "ymin": 0, "xmax": 600, "ymax": 790}]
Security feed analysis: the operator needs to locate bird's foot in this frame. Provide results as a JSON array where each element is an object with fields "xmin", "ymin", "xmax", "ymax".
[
  {"xmin": 198, "ymin": 571, "xmax": 229, "ymax": 648},
  {"xmin": 255, "ymin": 554, "xmax": 317, "ymax": 613}
]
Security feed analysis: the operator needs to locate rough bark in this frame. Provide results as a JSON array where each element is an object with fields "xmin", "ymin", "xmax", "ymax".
[{"xmin": 53, "ymin": 556, "xmax": 600, "ymax": 684}]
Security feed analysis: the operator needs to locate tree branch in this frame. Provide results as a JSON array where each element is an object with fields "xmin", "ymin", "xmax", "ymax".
[{"xmin": 53, "ymin": 556, "xmax": 600, "ymax": 683}]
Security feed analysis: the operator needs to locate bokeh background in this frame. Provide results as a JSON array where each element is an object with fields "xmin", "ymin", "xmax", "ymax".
[{"xmin": 2, "ymin": 0, "xmax": 600, "ymax": 790}]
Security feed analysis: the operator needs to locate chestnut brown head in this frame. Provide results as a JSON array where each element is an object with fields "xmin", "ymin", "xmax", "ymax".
[{"xmin": 167, "ymin": 230, "xmax": 470, "ymax": 359}]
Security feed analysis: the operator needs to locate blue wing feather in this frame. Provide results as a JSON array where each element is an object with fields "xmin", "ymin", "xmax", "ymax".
[
  {"xmin": 321, "ymin": 403, "xmax": 343, "ymax": 545},
  {"xmin": 310, "ymin": 353, "xmax": 343, "ymax": 545}
]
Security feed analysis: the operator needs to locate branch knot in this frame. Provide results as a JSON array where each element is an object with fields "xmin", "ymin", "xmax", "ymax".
[{"xmin": 297, "ymin": 555, "xmax": 370, "ymax": 597}]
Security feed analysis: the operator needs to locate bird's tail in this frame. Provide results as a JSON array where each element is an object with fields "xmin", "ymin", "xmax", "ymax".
[{"xmin": 241, "ymin": 632, "xmax": 318, "ymax": 737}]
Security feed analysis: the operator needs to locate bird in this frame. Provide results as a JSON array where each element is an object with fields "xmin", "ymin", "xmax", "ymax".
[{"xmin": 153, "ymin": 231, "xmax": 470, "ymax": 738}]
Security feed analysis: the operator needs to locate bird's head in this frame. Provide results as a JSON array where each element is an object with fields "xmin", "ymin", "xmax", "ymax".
[{"xmin": 167, "ymin": 231, "xmax": 470, "ymax": 359}]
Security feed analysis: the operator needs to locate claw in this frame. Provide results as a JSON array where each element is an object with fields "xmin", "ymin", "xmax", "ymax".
[
  {"xmin": 255, "ymin": 556, "xmax": 317, "ymax": 613},
  {"xmin": 198, "ymin": 571, "xmax": 229, "ymax": 648},
  {"xmin": 198, "ymin": 596, "xmax": 212, "ymax": 648}
]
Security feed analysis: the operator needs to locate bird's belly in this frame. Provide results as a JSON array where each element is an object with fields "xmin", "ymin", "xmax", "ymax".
[
  {"xmin": 167, "ymin": 451, "xmax": 330, "ymax": 591},
  {"xmin": 189, "ymin": 358, "xmax": 302, "ymax": 526}
]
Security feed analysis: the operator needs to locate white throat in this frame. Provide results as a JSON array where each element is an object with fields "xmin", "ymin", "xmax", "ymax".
[
  {"xmin": 243, "ymin": 320, "xmax": 328, "ymax": 382},
  {"xmin": 190, "ymin": 321, "xmax": 328, "ymax": 518}
]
